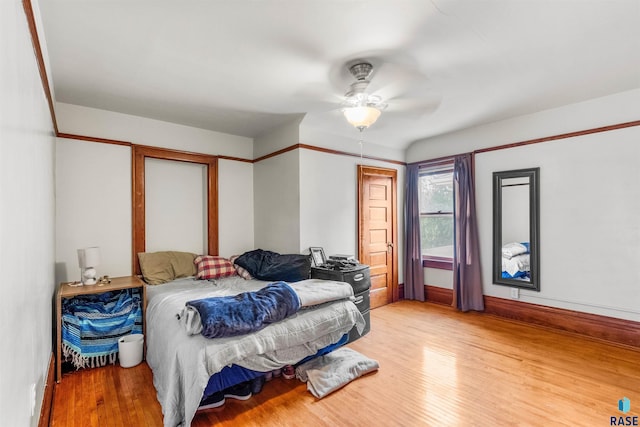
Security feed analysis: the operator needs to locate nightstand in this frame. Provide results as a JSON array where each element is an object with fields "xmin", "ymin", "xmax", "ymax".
[
  {"xmin": 55, "ymin": 275, "xmax": 145, "ymax": 382},
  {"xmin": 311, "ymin": 264, "xmax": 371, "ymax": 343}
]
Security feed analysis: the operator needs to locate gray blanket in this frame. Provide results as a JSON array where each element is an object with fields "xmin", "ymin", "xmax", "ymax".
[
  {"xmin": 295, "ymin": 347, "xmax": 379, "ymax": 398},
  {"xmin": 146, "ymin": 276, "xmax": 364, "ymax": 427}
]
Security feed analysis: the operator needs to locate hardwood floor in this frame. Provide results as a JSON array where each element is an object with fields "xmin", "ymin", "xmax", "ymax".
[{"xmin": 50, "ymin": 301, "xmax": 640, "ymax": 426}]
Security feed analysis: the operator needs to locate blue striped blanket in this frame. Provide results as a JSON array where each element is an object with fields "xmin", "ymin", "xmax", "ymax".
[
  {"xmin": 185, "ymin": 281, "xmax": 301, "ymax": 339},
  {"xmin": 62, "ymin": 289, "xmax": 142, "ymax": 369}
]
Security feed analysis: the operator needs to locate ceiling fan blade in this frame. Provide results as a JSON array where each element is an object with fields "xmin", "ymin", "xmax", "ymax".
[
  {"xmin": 291, "ymin": 82, "xmax": 345, "ymax": 112},
  {"xmin": 367, "ymin": 60, "xmax": 429, "ymax": 98},
  {"xmin": 383, "ymin": 94, "xmax": 442, "ymax": 119},
  {"xmin": 388, "ymin": 92, "xmax": 441, "ymax": 109}
]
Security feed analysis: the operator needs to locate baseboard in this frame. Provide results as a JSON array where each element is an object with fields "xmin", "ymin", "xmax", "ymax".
[
  {"xmin": 425, "ymin": 285, "xmax": 453, "ymax": 306},
  {"xmin": 416, "ymin": 285, "xmax": 639, "ymax": 349},
  {"xmin": 483, "ymin": 295, "xmax": 640, "ymax": 348},
  {"xmin": 38, "ymin": 353, "xmax": 54, "ymax": 427},
  {"xmin": 398, "ymin": 283, "xmax": 453, "ymax": 305}
]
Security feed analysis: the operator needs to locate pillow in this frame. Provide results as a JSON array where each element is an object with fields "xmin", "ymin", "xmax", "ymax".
[
  {"xmin": 230, "ymin": 255, "xmax": 252, "ymax": 280},
  {"xmin": 501, "ymin": 242, "xmax": 529, "ymax": 259},
  {"xmin": 194, "ymin": 255, "xmax": 237, "ymax": 280},
  {"xmin": 138, "ymin": 252, "xmax": 174, "ymax": 285},
  {"xmin": 138, "ymin": 251, "xmax": 197, "ymax": 285},
  {"xmin": 168, "ymin": 251, "xmax": 197, "ymax": 278}
]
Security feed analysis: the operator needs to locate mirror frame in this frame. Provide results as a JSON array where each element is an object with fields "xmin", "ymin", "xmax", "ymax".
[{"xmin": 492, "ymin": 167, "xmax": 540, "ymax": 291}]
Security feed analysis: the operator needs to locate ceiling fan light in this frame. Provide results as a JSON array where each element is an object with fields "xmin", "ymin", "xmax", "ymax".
[{"xmin": 343, "ymin": 106, "xmax": 381, "ymax": 130}]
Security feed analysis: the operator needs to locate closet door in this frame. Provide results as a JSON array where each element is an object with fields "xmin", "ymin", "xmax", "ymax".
[
  {"xmin": 132, "ymin": 146, "xmax": 218, "ymax": 275},
  {"xmin": 145, "ymin": 158, "xmax": 207, "ymax": 254}
]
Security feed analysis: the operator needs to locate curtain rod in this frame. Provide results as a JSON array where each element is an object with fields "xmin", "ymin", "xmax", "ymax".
[{"xmin": 409, "ymin": 153, "xmax": 468, "ymax": 167}]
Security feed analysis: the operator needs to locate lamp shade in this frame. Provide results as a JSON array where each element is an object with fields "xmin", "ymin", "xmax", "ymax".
[
  {"xmin": 78, "ymin": 247, "xmax": 100, "ymax": 269},
  {"xmin": 343, "ymin": 106, "xmax": 381, "ymax": 130}
]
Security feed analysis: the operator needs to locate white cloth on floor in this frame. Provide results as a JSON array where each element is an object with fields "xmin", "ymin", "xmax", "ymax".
[{"xmin": 295, "ymin": 347, "xmax": 379, "ymax": 398}]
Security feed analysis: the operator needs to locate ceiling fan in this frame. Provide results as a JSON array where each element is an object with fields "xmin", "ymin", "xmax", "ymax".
[
  {"xmin": 340, "ymin": 61, "xmax": 388, "ymax": 131},
  {"xmin": 337, "ymin": 59, "xmax": 440, "ymax": 132}
]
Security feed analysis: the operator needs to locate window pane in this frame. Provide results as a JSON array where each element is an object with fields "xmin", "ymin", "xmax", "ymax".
[
  {"xmin": 420, "ymin": 215, "xmax": 454, "ymax": 258},
  {"xmin": 419, "ymin": 171, "xmax": 453, "ymax": 213}
]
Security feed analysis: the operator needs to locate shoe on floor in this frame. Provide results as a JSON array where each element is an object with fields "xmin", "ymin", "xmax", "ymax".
[
  {"xmin": 282, "ymin": 365, "xmax": 295, "ymax": 380},
  {"xmin": 199, "ymin": 392, "xmax": 225, "ymax": 410},
  {"xmin": 224, "ymin": 381, "xmax": 252, "ymax": 401},
  {"xmin": 250, "ymin": 375, "xmax": 265, "ymax": 394}
]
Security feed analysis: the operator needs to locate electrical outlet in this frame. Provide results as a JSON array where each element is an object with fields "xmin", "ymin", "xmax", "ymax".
[
  {"xmin": 30, "ymin": 383, "xmax": 36, "ymax": 417},
  {"xmin": 510, "ymin": 288, "xmax": 519, "ymax": 299}
]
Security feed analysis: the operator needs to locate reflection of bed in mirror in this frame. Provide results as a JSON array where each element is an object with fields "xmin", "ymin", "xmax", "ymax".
[{"xmin": 501, "ymin": 242, "xmax": 530, "ymax": 280}]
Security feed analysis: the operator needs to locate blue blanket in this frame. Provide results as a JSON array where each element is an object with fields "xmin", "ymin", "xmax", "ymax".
[
  {"xmin": 62, "ymin": 289, "xmax": 142, "ymax": 369},
  {"xmin": 186, "ymin": 281, "xmax": 301, "ymax": 339}
]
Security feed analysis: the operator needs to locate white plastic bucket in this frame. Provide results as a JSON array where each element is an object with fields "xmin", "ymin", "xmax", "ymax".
[{"xmin": 118, "ymin": 334, "xmax": 144, "ymax": 368}]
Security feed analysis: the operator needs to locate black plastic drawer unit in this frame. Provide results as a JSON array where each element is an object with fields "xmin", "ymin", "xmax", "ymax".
[
  {"xmin": 348, "ymin": 288, "xmax": 371, "ymax": 342},
  {"xmin": 310, "ymin": 264, "xmax": 371, "ymax": 343}
]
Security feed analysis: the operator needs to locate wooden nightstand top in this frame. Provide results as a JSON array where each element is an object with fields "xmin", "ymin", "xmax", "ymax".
[{"xmin": 59, "ymin": 275, "xmax": 144, "ymax": 298}]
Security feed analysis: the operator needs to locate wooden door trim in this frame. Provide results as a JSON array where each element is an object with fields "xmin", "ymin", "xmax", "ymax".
[
  {"xmin": 132, "ymin": 145, "xmax": 218, "ymax": 275},
  {"xmin": 357, "ymin": 165, "xmax": 399, "ymax": 304}
]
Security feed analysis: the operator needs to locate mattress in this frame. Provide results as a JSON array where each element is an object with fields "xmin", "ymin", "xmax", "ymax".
[{"xmin": 145, "ymin": 276, "xmax": 364, "ymax": 426}]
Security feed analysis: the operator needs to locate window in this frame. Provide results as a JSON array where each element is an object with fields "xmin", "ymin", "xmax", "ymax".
[{"xmin": 419, "ymin": 165, "xmax": 454, "ymax": 269}]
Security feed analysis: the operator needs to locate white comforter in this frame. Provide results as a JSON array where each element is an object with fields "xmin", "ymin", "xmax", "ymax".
[{"xmin": 145, "ymin": 276, "xmax": 364, "ymax": 427}]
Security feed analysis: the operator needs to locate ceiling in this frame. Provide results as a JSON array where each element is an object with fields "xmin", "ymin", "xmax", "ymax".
[{"xmin": 38, "ymin": 1, "xmax": 640, "ymax": 150}]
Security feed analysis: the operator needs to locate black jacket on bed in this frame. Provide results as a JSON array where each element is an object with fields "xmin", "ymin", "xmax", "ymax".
[{"xmin": 234, "ymin": 249, "xmax": 311, "ymax": 282}]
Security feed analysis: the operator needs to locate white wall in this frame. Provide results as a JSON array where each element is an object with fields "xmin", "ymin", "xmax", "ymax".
[
  {"xmin": 253, "ymin": 115, "xmax": 303, "ymax": 159},
  {"xmin": 298, "ymin": 116, "xmax": 406, "ymax": 281},
  {"xmin": 407, "ymin": 90, "xmax": 640, "ymax": 321},
  {"xmin": 55, "ymin": 138, "xmax": 131, "ymax": 282},
  {"xmin": 252, "ymin": 112, "xmax": 410, "ymax": 271},
  {"xmin": 251, "ymin": 117, "xmax": 302, "ymax": 253},
  {"xmin": 300, "ymin": 125, "xmax": 406, "ymax": 163},
  {"xmin": 253, "ymin": 150, "xmax": 301, "ymax": 253},
  {"xmin": 299, "ymin": 150, "xmax": 358, "ymax": 256},
  {"xmin": 0, "ymin": 0, "xmax": 56, "ymax": 425},
  {"xmin": 218, "ymin": 159, "xmax": 254, "ymax": 257},
  {"xmin": 55, "ymin": 109, "xmax": 255, "ymax": 276},
  {"xmin": 56, "ymin": 103, "xmax": 253, "ymax": 159},
  {"xmin": 145, "ymin": 158, "xmax": 207, "ymax": 254},
  {"xmin": 475, "ymin": 127, "xmax": 640, "ymax": 321},
  {"xmin": 299, "ymin": 149, "xmax": 406, "ymax": 283},
  {"xmin": 406, "ymin": 89, "xmax": 640, "ymax": 161},
  {"xmin": 424, "ymin": 267, "xmax": 453, "ymax": 289}
]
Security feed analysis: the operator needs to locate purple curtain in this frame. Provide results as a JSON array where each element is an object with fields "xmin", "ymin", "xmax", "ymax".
[
  {"xmin": 452, "ymin": 154, "xmax": 484, "ymax": 311},
  {"xmin": 404, "ymin": 164, "xmax": 425, "ymax": 301}
]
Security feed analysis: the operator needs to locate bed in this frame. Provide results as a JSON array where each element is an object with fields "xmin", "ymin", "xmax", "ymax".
[
  {"xmin": 142, "ymin": 252, "xmax": 365, "ymax": 427},
  {"xmin": 501, "ymin": 242, "xmax": 531, "ymax": 280}
]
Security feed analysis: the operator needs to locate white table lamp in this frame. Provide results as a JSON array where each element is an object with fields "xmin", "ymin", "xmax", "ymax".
[{"xmin": 78, "ymin": 247, "xmax": 100, "ymax": 285}]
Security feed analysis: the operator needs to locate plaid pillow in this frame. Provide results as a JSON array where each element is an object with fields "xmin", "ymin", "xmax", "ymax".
[
  {"xmin": 230, "ymin": 255, "xmax": 253, "ymax": 280},
  {"xmin": 194, "ymin": 255, "xmax": 237, "ymax": 280}
]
